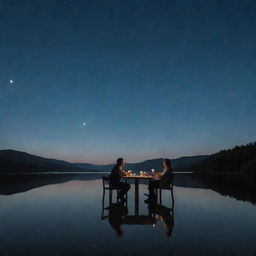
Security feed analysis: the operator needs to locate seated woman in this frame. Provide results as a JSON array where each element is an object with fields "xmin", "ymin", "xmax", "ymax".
[{"xmin": 145, "ymin": 158, "xmax": 174, "ymax": 203}]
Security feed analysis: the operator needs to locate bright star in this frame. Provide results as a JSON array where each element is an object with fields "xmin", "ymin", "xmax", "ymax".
[
  {"xmin": 9, "ymin": 79, "xmax": 14, "ymax": 84},
  {"xmin": 82, "ymin": 122, "xmax": 86, "ymax": 126}
]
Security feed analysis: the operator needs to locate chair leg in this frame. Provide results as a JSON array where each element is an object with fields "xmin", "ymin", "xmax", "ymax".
[
  {"xmin": 109, "ymin": 190, "xmax": 113, "ymax": 204},
  {"xmin": 102, "ymin": 188, "xmax": 105, "ymax": 206},
  {"xmin": 101, "ymin": 205, "xmax": 105, "ymax": 220},
  {"xmin": 171, "ymin": 187, "xmax": 174, "ymax": 206},
  {"xmin": 160, "ymin": 189, "xmax": 162, "ymax": 204}
]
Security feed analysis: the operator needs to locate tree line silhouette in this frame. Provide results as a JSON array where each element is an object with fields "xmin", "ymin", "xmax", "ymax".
[
  {"xmin": 191, "ymin": 142, "xmax": 256, "ymax": 204},
  {"xmin": 191, "ymin": 142, "xmax": 256, "ymax": 173}
]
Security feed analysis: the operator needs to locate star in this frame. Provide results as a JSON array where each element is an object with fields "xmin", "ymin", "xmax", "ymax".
[
  {"xmin": 82, "ymin": 122, "xmax": 86, "ymax": 126},
  {"xmin": 9, "ymin": 79, "xmax": 14, "ymax": 84}
]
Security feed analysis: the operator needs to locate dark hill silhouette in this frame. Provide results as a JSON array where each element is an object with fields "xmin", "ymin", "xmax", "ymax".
[
  {"xmin": 76, "ymin": 155, "xmax": 208, "ymax": 172},
  {"xmin": 0, "ymin": 149, "xmax": 208, "ymax": 173},
  {"xmin": 191, "ymin": 142, "xmax": 256, "ymax": 204},
  {"xmin": 0, "ymin": 149, "xmax": 90, "ymax": 172}
]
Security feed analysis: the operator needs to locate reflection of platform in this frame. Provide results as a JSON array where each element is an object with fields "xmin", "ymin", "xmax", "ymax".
[{"xmin": 123, "ymin": 215, "xmax": 156, "ymax": 225}]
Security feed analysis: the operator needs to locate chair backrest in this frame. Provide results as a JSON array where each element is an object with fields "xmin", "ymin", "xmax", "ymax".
[
  {"xmin": 102, "ymin": 175, "xmax": 109, "ymax": 181},
  {"xmin": 159, "ymin": 177, "xmax": 174, "ymax": 190},
  {"xmin": 102, "ymin": 175, "xmax": 110, "ymax": 189}
]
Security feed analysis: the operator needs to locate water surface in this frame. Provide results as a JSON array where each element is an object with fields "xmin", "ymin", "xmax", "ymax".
[{"xmin": 0, "ymin": 174, "xmax": 256, "ymax": 256}]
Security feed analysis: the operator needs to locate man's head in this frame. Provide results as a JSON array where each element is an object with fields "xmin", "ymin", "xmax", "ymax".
[{"xmin": 117, "ymin": 157, "xmax": 124, "ymax": 168}]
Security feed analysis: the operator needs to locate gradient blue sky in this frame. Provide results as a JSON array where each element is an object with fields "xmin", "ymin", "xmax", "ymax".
[{"xmin": 0, "ymin": 0, "xmax": 255, "ymax": 164}]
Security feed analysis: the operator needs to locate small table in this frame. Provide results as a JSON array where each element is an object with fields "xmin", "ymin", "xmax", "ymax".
[{"xmin": 122, "ymin": 175, "xmax": 153, "ymax": 215}]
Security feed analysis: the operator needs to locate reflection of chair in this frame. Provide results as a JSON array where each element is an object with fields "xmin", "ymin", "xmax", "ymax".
[
  {"xmin": 101, "ymin": 202, "xmax": 128, "ymax": 236},
  {"xmin": 156, "ymin": 177, "xmax": 174, "ymax": 205},
  {"xmin": 101, "ymin": 206, "xmax": 108, "ymax": 220}
]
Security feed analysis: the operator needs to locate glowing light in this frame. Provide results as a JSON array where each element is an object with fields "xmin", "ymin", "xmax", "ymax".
[
  {"xmin": 82, "ymin": 122, "xmax": 86, "ymax": 126},
  {"xmin": 9, "ymin": 79, "xmax": 14, "ymax": 84}
]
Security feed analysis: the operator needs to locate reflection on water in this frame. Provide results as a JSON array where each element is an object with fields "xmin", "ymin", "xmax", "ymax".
[
  {"xmin": 149, "ymin": 203, "xmax": 174, "ymax": 237},
  {"xmin": 0, "ymin": 174, "xmax": 256, "ymax": 256},
  {"xmin": 102, "ymin": 202, "xmax": 175, "ymax": 237},
  {"xmin": 101, "ymin": 187, "xmax": 174, "ymax": 237},
  {"xmin": 196, "ymin": 172, "xmax": 256, "ymax": 204}
]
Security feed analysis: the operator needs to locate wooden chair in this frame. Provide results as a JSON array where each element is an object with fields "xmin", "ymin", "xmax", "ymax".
[
  {"xmin": 102, "ymin": 176, "xmax": 119, "ymax": 205},
  {"xmin": 156, "ymin": 177, "xmax": 174, "ymax": 205}
]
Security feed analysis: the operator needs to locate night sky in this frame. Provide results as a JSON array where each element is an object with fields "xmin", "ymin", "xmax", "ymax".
[{"xmin": 0, "ymin": 0, "xmax": 255, "ymax": 164}]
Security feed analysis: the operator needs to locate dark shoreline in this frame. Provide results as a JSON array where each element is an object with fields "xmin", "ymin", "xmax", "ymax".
[
  {"xmin": 0, "ymin": 173, "xmax": 205, "ymax": 196},
  {"xmin": 1, "ymin": 172, "xmax": 256, "ymax": 205},
  {"xmin": 195, "ymin": 172, "xmax": 256, "ymax": 205}
]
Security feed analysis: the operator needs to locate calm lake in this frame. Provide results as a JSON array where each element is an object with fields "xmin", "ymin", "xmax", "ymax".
[{"xmin": 0, "ymin": 173, "xmax": 256, "ymax": 256}]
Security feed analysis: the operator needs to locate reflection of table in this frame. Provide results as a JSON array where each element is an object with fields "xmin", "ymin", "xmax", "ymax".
[
  {"xmin": 123, "ymin": 215, "xmax": 156, "ymax": 225},
  {"xmin": 123, "ymin": 175, "xmax": 153, "ymax": 215}
]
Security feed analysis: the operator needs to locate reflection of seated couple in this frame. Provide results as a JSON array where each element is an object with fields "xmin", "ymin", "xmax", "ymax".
[
  {"xmin": 109, "ymin": 157, "xmax": 174, "ymax": 203},
  {"xmin": 106, "ymin": 201, "xmax": 174, "ymax": 237}
]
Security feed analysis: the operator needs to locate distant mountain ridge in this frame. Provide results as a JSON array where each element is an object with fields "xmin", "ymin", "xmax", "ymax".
[
  {"xmin": 0, "ymin": 150, "xmax": 74, "ymax": 167},
  {"xmin": 76, "ymin": 155, "xmax": 208, "ymax": 172},
  {"xmin": 0, "ymin": 149, "xmax": 208, "ymax": 173},
  {"xmin": 0, "ymin": 149, "xmax": 88, "ymax": 172}
]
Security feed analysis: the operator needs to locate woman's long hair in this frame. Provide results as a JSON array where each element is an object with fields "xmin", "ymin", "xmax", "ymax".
[{"xmin": 164, "ymin": 158, "xmax": 172, "ymax": 169}]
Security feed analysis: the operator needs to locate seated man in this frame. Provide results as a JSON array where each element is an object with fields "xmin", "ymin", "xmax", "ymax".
[
  {"xmin": 145, "ymin": 158, "xmax": 174, "ymax": 203},
  {"xmin": 109, "ymin": 158, "xmax": 131, "ymax": 202}
]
